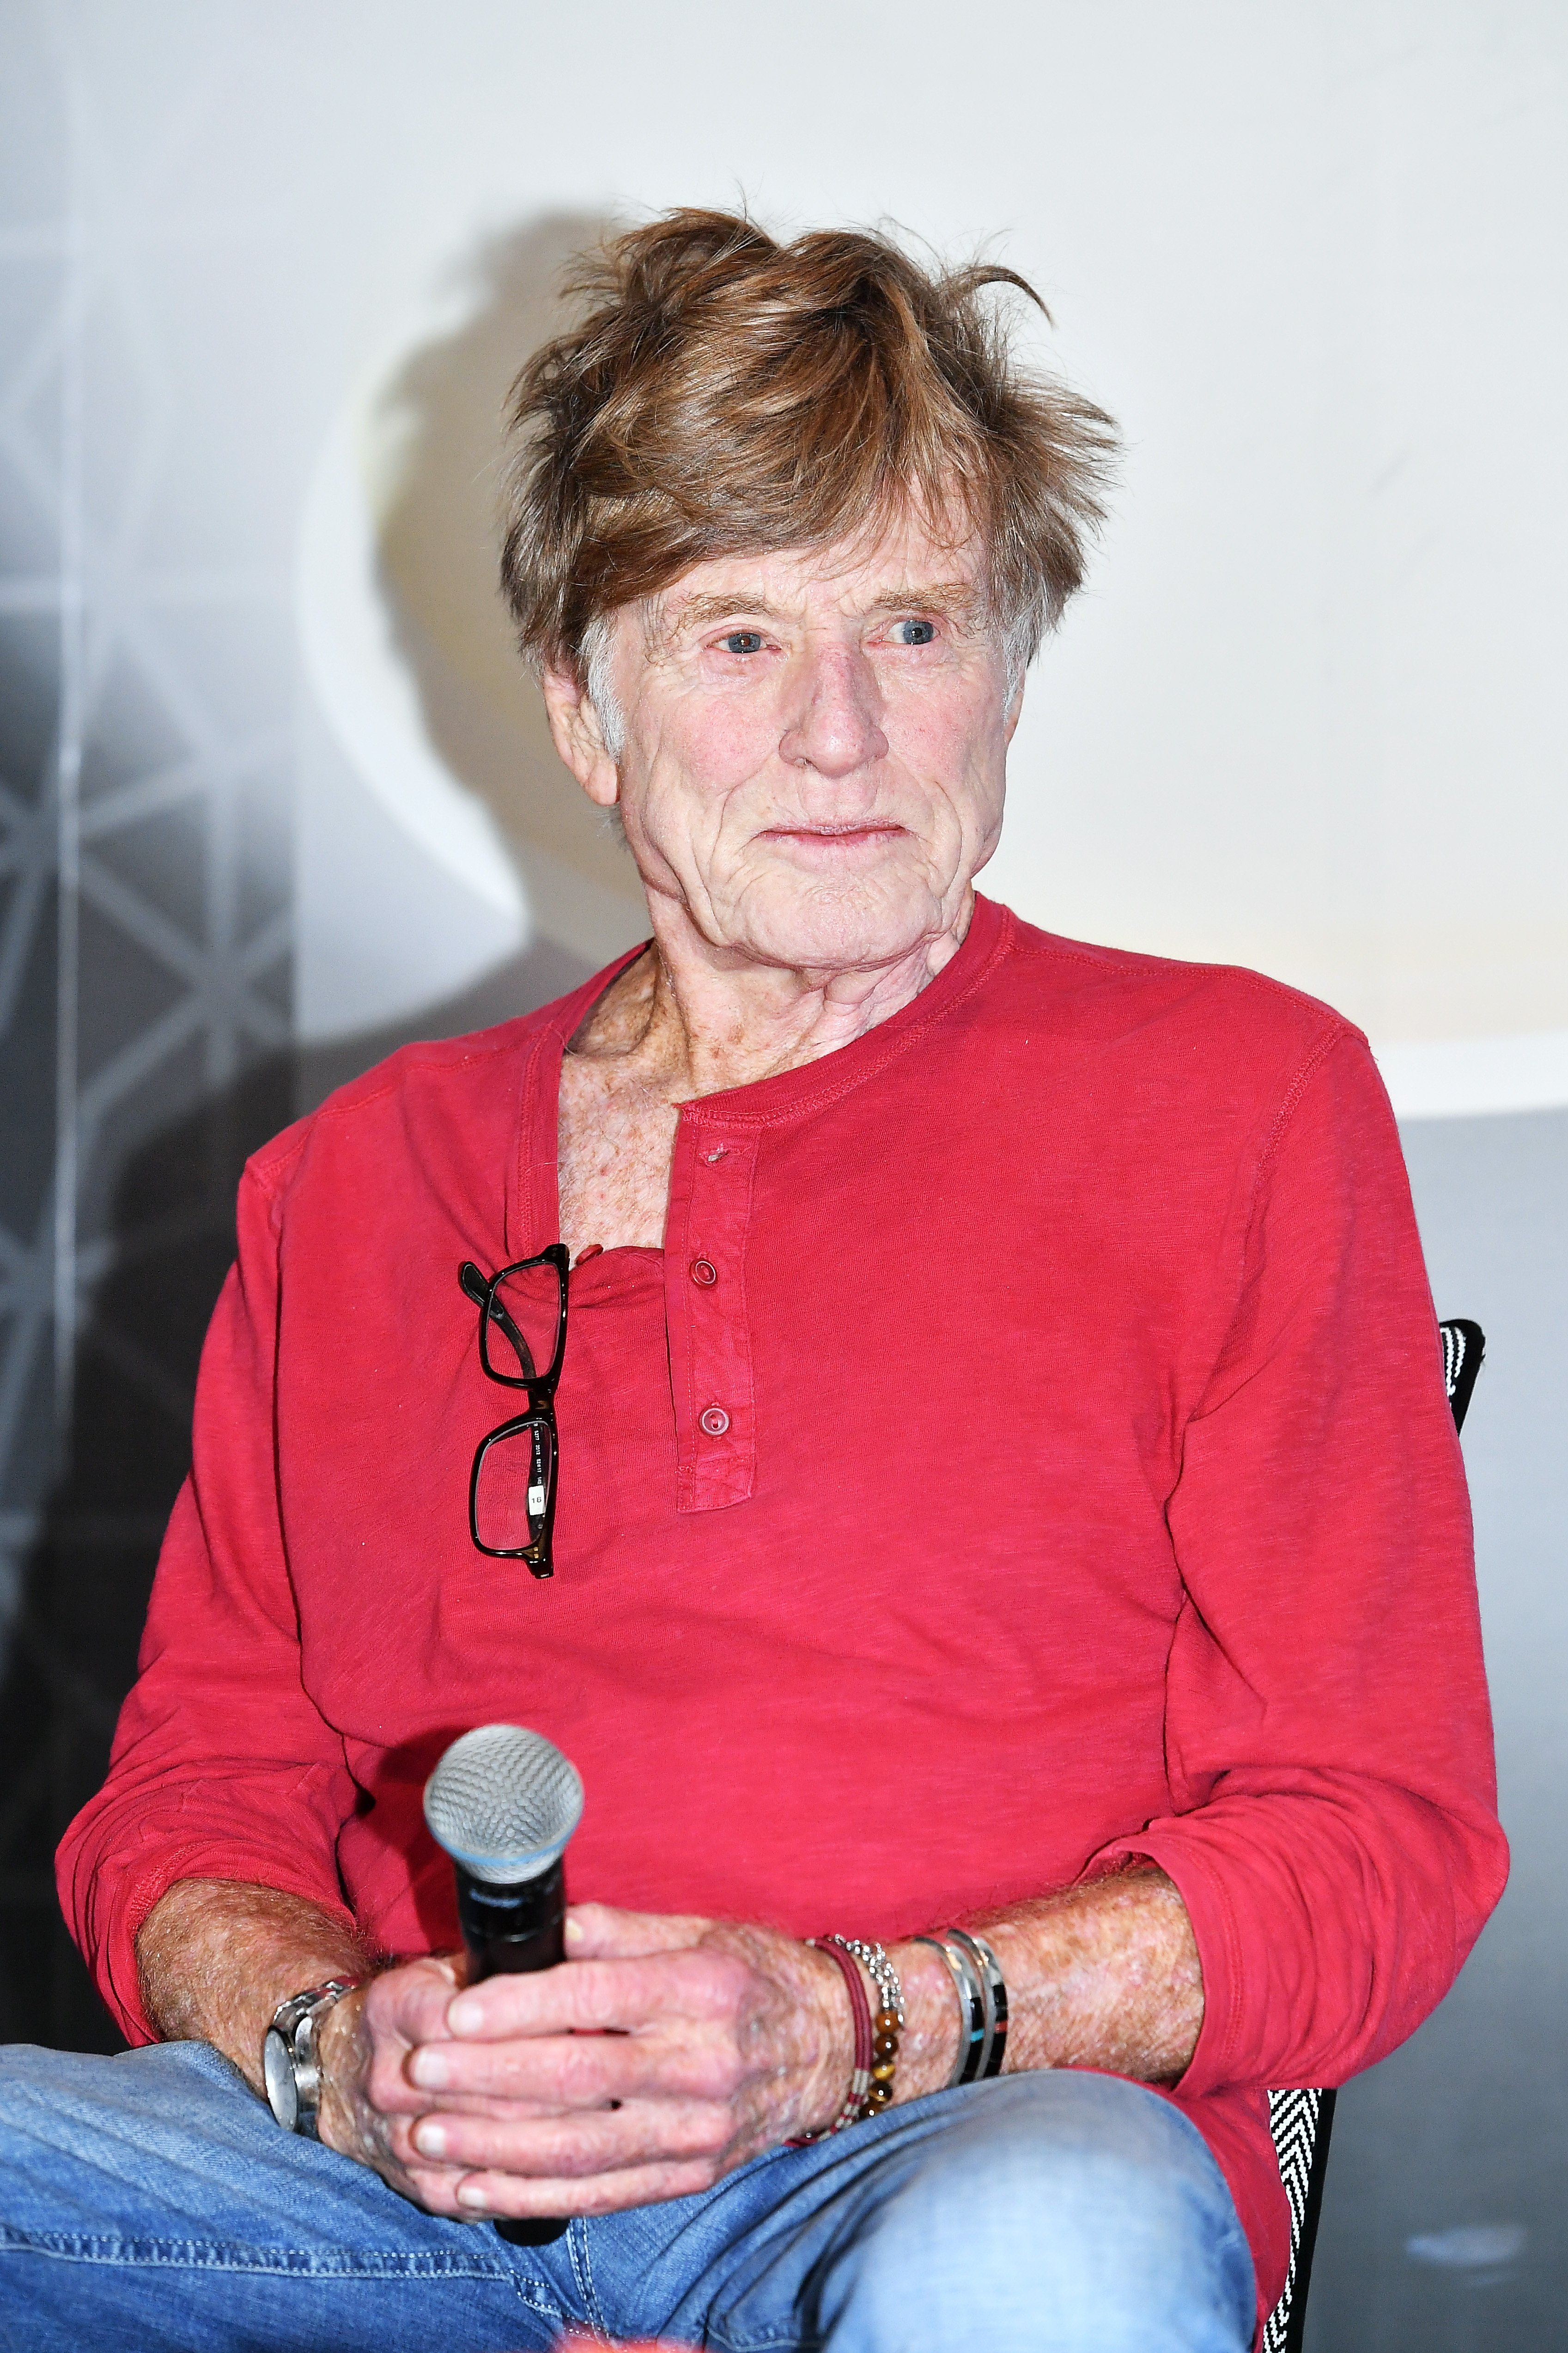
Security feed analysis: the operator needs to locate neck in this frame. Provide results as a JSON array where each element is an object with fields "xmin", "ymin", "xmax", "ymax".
[{"xmin": 577, "ymin": 891, "xmax": 977, "ymax": 1096}]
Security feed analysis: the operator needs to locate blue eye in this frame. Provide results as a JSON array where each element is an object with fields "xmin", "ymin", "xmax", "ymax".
[
  {"xmin": 893, "ymin": 619, "xmax": 937, "ymax": 646},
  {"xmin": 722, "ymin": 631, "xmax": 765, "ymax": 655}
]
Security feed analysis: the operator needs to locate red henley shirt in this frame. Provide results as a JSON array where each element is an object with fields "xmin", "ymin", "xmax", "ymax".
[{"xmin": 59, "ymin": 896, "xmax": 1507, "ymax": 2335}]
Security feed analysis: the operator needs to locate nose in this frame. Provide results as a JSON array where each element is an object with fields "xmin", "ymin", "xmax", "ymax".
[{"xmin": 777, "ymin": 643, "xmax": 889, "ymax": 779}]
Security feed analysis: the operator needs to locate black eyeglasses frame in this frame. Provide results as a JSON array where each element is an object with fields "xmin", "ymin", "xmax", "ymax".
[{"xmin": 459, "ymin": 1245, "xmax": 570, "ymax": 1578}]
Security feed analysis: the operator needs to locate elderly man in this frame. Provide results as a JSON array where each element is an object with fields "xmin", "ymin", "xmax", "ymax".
[{"xmin": 0, "ymin": 212, "xmax": 1503, "ymax": 2353}]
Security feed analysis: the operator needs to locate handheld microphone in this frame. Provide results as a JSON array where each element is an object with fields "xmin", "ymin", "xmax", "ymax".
[{"xmin": 424, "ymin": 1722, "xmax": 585, "ymax": 2247}]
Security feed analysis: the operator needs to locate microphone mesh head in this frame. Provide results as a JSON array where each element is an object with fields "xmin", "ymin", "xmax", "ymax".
[{"xmin": 423, "ymin": 1724, "xmax": 584, "ymax": 1886}]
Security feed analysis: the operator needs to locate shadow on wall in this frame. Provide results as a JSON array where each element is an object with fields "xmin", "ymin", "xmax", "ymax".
[
  {"xmin": 296, "ymin": 941, "xmax": 595, "ymax": 1112},
  {"xmin": 370, "ymin": 210, "xmax": 648, "ymax": 960}
]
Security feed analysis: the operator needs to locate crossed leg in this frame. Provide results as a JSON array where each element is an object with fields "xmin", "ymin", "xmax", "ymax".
[{"xmin": 0, "ymin": 2040, "xmax": 1253, "ymax": 2352}]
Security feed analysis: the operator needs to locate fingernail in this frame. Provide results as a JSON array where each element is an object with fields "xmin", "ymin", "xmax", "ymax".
[
  {"xmin": 457, "ymin": 2182, "xmax": 491, "ymax": 2211},
  {"xmin": 409, "ymin": 2048, "xmax": 450, "ymax": 2088},
  {"xmin": 563, "ymin": 1911, "xmax": 585, "ymax": 1946},
  {"xmin": 413, "ymin": 2120, "xmax": 448, "ymax": 2157},
  {"xmin": 448, "ymin": 1996, "xmax": 484, "ymax": 2035}
]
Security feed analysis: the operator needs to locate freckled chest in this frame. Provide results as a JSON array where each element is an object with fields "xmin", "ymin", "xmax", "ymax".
[{"xmin": 556, "ymin": 1052, "xmax": 682, "ymax": 1256}]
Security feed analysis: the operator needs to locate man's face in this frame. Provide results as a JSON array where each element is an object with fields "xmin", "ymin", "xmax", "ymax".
[{"xmin": 551, "ymin": 512, "xmax": 1019, "ymax": 976}]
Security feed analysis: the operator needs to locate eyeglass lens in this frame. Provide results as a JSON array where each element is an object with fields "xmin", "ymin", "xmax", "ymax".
[
  {"xmin": 473, "ymin": 1417, "xmax": 556, "ymax": 1554},
  {"xmin": 480, "ymin": 1263, "xmax": 565, "ymax": 1385}
]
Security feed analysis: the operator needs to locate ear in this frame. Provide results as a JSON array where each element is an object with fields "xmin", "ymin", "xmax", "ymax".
[
  {"xmin": 541, "ymin": 663, "xmax": 620, "ymax": 809},
  {"xmin": 1003, "ymin": 669, "xmax": 1027, "ymax": 746}
]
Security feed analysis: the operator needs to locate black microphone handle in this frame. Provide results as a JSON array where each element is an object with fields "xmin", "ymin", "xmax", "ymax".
[{"xmin": 455, "ymin": 1856, "xmax": 570, "ymax": 2248}]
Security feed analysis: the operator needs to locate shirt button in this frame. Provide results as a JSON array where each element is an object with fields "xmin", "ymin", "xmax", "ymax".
[
  {"xmin": 689, "ymin": 1257, "xmax": 718, "ymax": 1286},
  {"xmin": 699, "ymin": 1405, "xmax": 730, "ymax": 1437}
]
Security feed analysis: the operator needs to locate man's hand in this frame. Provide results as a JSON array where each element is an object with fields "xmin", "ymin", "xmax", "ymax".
[
  {"xmin": 318, "ymin": 1905, "xmax": 857, "ymax": 2220},
  {"xmin": 140, "ymin": 1866, "xmax": 1201, "ymax": 2225}
]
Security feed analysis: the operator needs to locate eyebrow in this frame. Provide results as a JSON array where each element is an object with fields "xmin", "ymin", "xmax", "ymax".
[{"xmin": 655, "ymin": 581, "xmax": 984, "ymax": 643}]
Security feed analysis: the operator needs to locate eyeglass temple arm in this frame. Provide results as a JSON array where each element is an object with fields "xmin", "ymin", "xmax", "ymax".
[{"xmin": 457, "ymin": 1261, "xmax": 538, "ymax": 1379}]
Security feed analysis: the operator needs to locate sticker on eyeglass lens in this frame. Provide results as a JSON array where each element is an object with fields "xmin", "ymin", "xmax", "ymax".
[{"xmin": 528, "ymin": 1484, "xmax": 547, "ymax": 1516}]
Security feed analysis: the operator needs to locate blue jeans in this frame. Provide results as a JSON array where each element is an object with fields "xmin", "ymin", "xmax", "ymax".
[{"xmin": 0, "ymin": 2041, "xmax": 1254, "ymax": 2351}]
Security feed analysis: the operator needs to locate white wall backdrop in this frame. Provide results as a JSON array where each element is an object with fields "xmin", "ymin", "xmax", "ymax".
[
  {"xmin": 1, "ymin": 4, "xmax": 1565, "ymax": 2344},
  {"xmin": 18, "ymin": 4, "xmax": 1561, "ymax": 1103},
  {"xmin": 274, "ymin": 0, "xmax": 1567, "ymax": 1111}
]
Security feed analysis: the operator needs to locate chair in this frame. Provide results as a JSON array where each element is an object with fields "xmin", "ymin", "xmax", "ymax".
[{"xmin": 1259, "ymin": 1317, "xmax": 1485, "ymax": 2352}]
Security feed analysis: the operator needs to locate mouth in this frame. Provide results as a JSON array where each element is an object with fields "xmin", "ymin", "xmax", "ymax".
[{"xmin": 759, "ymin": 823, "xmax": 908, "ymax": 850}]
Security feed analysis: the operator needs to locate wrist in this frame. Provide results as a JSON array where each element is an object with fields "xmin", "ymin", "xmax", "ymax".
[
  {"xmin": 312, "ymin": 1984, "xmax": 371, "ymax": 2156},
  {"xmin": 887, "ymin": 1938, "xmax": 963, "ymax": 2101},
  {"xmin": 698, "ymin": 1920, "xmax": 859, "ymax": 2142}
]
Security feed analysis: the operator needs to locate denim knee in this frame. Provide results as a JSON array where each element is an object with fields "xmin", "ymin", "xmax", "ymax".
[{"xmin": 820, "ymin": 2073, "xmax": 1255, "ymax": 2353}]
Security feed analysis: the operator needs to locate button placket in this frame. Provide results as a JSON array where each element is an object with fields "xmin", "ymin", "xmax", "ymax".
[{"xmin": 664, "ymin": 1121, "xmax": 759, "ymax": 1512}]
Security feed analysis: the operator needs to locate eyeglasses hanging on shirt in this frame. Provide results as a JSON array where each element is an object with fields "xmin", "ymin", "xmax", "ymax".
[{"xmin": 459, "ymin": 1246, "xmax": 569, "ymax": 1578}]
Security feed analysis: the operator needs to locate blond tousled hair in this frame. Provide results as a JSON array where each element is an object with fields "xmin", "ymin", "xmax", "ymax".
[{"xmin": 499, "ymin": 209, "xmax": 1118, "ymax": 684}]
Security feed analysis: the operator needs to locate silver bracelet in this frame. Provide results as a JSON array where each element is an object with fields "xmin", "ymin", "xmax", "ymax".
[
  {"xmin": 839, "ymin": 1938, "xmax": 905, "ymax": 2027},
  {"xmin": 912, "ymin": 1934, "xmax": 986, "ymax": 2088},
  {"xmin": 941, "ymin": 1928, "xmax": 1009, "ymax": 2079}
]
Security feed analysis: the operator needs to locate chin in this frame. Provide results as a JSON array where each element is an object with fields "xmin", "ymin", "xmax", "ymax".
[{"xmin": 743, "ymin": 878, "xmax": 945, "ymax": 974}]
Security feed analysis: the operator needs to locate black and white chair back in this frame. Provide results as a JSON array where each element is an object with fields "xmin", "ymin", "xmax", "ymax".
[{"xmin": 1258, "ymin": 1317, "xmax": 1485, "ymax": 2353}]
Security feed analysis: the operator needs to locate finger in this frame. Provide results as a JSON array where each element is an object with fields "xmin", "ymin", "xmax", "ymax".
[
  {"xmin": 395, "ymin": 2084, "xmax": 588, "ymax": 2125},
  {"xmin": 397, "ymin": 2158, "xmax": 486, "ymax": 2219},
  {"xmin": 454, "ymin": 2155, "xmax": 723, "ymax": 2220},
  {"xmin": 445, "ymin": 1948, "xmax": 748, "ymax": 2041},
  {"xmin": 408, "ymin": 2025, "xmax": 742, "ymax": 2108},
  {"xmin": 408, "ymin": 2095, "xmax": 730, "ymax": 2182},
  {"xmin": 377, "ymin": 2114, "xmax": 571, "ymax": 2209},
  {"xmin": 368, "ymin": 2122, "xmax": 476, "ymax": 2217},
  {"xmin": 562, "ymin": 1902, "xmax": 713, "ymax": 1960},
  {"xmin": 364, "ymin": 1953, "xmax": 466, "ymax": 2046}
]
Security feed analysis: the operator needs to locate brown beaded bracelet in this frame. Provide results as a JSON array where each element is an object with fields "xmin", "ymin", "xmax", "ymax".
[
  {"xmin": 838, "ymin": 1938, "xmax": 905, "ymax": 2112},
  {"xmin": 789, "ymin": 1935, "xmax": 874, "ymax": 2142}
]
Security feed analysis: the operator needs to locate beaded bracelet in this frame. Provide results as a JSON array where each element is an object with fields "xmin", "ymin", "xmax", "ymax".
[
  {"xmin": 790, "ymin": 1935, "xmax": 874, "ymax": 2141},
  {"xmin": 941, "ymin": 1927, "xmax": 1009, "ymax": 2079},
  {"xmin": 836, "ymin": 1939, "xmax": 904, "ymax": 2111}
]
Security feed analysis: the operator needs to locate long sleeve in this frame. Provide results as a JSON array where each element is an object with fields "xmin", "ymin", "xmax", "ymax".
[
  {"xmin": 51, "ymin": 910, "xmax": 1507, "ymax": 2295},
  {"xmin": 1095, "ymin": 1030, "xmax": 1508, "ymax": 2094},
  {"xmin": 56, "ymin": 1149, "xmax": 358, "ymax": 2044}
]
